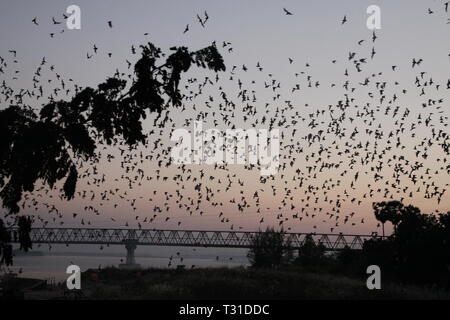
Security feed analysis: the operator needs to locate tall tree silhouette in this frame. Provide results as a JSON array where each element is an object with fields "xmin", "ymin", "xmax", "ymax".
[
  {"xmin": 247, "ymin": 227, "xmax": 293, "ymax": 268},
  {"xmin": 366, "ymin": 201, "xmax": 450, "ymax": 285},
  {"xmin": 372, "ymin": 200, "xmax": 404, "ymax": 237}
]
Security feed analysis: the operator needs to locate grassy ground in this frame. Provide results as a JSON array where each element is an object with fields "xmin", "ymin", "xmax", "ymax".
[{"xmin": 73, "ymin": 266, "xmax": 450, "ymax": 300}]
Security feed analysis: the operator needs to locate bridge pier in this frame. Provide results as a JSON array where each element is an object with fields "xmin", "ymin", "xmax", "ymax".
[{"xmin": 119, "ymin": 239, "xmax": 140, "ymax": 269}]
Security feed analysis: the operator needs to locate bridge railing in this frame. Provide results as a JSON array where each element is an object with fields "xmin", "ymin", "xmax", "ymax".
[{"xmin": 9, "ymin": 228, "xmax": 381, "ymax": 250}]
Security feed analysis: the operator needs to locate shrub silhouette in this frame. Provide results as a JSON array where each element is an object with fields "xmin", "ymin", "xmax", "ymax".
[
  {"xmin": 294, "ymin": 234, "xmax": 327, "ymax": 268},
  {"xmin": 247, "ymin": 227, "xmax": 293, "ymax": 268}
]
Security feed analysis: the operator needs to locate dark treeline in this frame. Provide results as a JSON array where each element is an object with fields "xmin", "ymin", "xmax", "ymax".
[{"xmin": 248, "ymin": 201, "xmax": 450, "ymax": 288}]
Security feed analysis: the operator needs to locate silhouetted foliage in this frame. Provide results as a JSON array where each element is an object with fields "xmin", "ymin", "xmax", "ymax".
[
  {"xmin": 0, "ymin": 42, "xmax": 225, "ymax": 214},
  {"xmin": 294, "ymin": 234, "xmax": 327, "ymax": 268},
  {"xmin": 0, "ymin": 216, "xmax": 33, "ymax": 267},
  {"xmin": 0, "ymin": 42, "xmax": 224, "ymax": 267},
  {"xmin": 247, "ymin": 227, "xmax": 293, "ymax": 268},
  {"xmin": 17, "ymin": 216, "xmax": 32, "ymax": 252},
  {"xmin": 331, "ymin": 246, "xmax": 365, "ymax": 276},
  {"xmin": 372, "ymin": 201, "xmax": 403, "ymax": 236},
  {"xmin": 365, "ymin": 201, "xmax": 450, "ymax": 286},
  {"xmin": 253, "ymin": 201, "xmax": 450, "ymax": 289},
  {"xmin": 0, "ymin": 219, "xmax": 13, "ymax": 266}
]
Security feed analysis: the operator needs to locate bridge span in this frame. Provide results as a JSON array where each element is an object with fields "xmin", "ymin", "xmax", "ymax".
[{"xmin": 11, "ymin": 228, "xmax": 380, "ymax": 268}]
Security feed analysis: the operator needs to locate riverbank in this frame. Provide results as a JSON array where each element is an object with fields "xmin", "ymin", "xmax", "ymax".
[
  {"xmin": 73, "ymin": 267, "xmax": 450, "ymax": 299},
  {"xmin": 4, "ymin": 266, "xmax": 450, "ymax": 300}
]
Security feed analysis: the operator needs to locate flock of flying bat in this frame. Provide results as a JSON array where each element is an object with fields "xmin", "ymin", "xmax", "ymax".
[{"xmin": 1, "ymin": 5, "xmax": 450, "ymax": 266}]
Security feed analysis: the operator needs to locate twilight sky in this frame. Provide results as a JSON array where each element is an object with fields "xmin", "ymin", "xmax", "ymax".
[{"xmin": 1, "ymin": 0, "xmax": 449, "ymax": 235}]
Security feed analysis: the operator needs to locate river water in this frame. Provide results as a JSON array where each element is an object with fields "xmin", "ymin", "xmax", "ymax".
[{"xmin": 7, "ymin": 244, "xmax": 250, "ymax": 282}]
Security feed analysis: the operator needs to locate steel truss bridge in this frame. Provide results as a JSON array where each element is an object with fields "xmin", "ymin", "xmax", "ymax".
[{"xmin": 10, "ymin": 228, "xmax": 380, "ymax": 267}]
